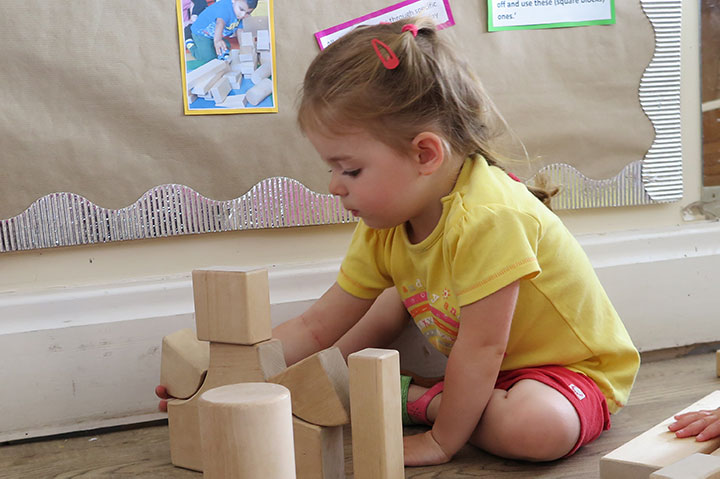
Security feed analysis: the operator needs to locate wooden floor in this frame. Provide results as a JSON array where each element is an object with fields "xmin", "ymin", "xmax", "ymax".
[{"xmin": 1, "ymin": 349, "xmax": 718, "ymax": 478}]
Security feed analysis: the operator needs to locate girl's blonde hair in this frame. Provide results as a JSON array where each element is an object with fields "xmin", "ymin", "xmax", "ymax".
[{"xmin": 297, "ymin": 17, "xmax": 557, "ymax": 207}]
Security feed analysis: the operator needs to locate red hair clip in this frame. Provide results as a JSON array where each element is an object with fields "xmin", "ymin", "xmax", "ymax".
[
  {"xmin": 401, "ymin": 24, "xmax": 419, "ymax": 37},
  {"xmin": 371, "ymin": 38, "xmax": 399, "ymax": 69}
]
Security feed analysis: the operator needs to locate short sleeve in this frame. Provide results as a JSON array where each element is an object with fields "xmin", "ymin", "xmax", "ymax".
[
  {"xmin": 447, "ymin": 204, "xmax": 542, "ymax": 306},
  {"xmin": 337, "ymin": 221, "xmax": 394, "ymax": 299}
]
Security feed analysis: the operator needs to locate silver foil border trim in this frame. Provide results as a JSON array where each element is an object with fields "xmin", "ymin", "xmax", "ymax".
[
  {"xmin": 0, "ymin": 178, "xmax": 356, "ymax": 252},
  {"xmin": 639, "ymin": 0, "xmax": 683, "ymax": 202},
  {"xmin": 529, "ymin": 161, "xmax": 653, "ymax": 210}
]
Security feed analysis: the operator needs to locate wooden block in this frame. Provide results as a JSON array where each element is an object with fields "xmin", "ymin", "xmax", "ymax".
[
  {"xmin": 649, "ymin": 453, "xmax": 720, "ymax": 479},
  {"xmin": 251, "ymin": 62, "xmax": 272, "ymax": 85},
  {"xmin": 217, "ymin": 95, "xmax": 248, "ymax": 109},
  {"xmin": 246, "ymin": 78, "xmax": 273, "ymax": 106},
  {"xmin": 199, "ymin": 383, "xmax": 296, "ymax": 479},
  {"xmin": 168, "ymin": 339, "xmax": 287, "ymax": 471},
  {"xmin": 210, "ymin": 77, "xmax": 231, "ymax": 104},
  {"xmin": 600, "ymin": 390, "xmax": 720, "ymax": 479},
  {"xmin": 292, "ymin": 416, "xmax": 344, "ymax": 479},
  {"xmin": 192, "ymin": 267, "xmax": 272, "ymax": 345},
  {"xmin": 239, "ymin": 60, "xmax": 255, "ymax": 75},
  {"xmin": 256, "ymin": 29, "xmax": 270, "ymax": 50},
  {"xmin": 348, "ymin": 348, "xmax": 404, "ymax": 479},
  {"xmin": 268, "ymin": 347, "xmax": 350, "ymax": 426},
  {"xmin": 259, "ymin": 50, "xmax": 272, "ymax": 65},
  {"xmin": 191, "ymin": 68, "xmax": 227, "ymax": 96},
  {"xmin": 240, "ymin": 31, "xmax": 254, "ymax": 47},
  {"xmin": 237, "ymin": 45, "xmax": 256, "ymax": 62},
  {"xmin": 160, "ymin": 328, "xmax": 209, "ymax": 399},
  {"xmin": 713, "ymin": 448, "xmax": 720, "ymax": 457},
  {"xmin": 186, "ymin": 59, "xmax": 227, "ymax": 90}
]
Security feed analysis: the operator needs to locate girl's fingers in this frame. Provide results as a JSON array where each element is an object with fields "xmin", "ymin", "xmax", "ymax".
[
  {"xmin": 669, "ymin": 410, "xmax": 714, "ymax": 431},
  {"xmin": 674, "ymin": 415, "xmax": 718, "ymax": 438},
  {"xmin": 155, "ymin": 385, "xmax": 169, "ymax": 399},
  {"xmin": 696, "ymin": 419, "xmax": 720, "ymax": 441}
]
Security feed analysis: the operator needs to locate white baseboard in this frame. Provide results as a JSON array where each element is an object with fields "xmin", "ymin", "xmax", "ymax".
[{"xmin": 1, "ymin": 221, "xmax": 719, "ymax": 442}]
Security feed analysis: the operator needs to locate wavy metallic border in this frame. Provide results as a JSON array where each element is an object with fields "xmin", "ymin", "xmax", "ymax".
[
  {"xmin": 639, "ymin": 0, "xmax": 683, "ymax": 202},
  {"xmin": 0, "ymin": 179, "xmax": 355, "ymax": 252},
  {"xmin": 0, "ymin": 0, "xmax": 683, "ymax": 252}
]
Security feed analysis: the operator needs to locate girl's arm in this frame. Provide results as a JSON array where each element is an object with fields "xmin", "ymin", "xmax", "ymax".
[
  {"xmin": 273, "ymin": 282, "xmax": 376, "ymax": 366},
  {"xmin": 405, "ymin": 281, "xmax": 518, "ymax": 465},
  {"xmin": 157, "ymin": 282, "xmax": 373, "ymax": 411}
]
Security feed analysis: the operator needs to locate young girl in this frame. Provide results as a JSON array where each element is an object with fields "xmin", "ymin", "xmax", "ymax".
[{"xmin": 159, "ymin": 17, "xmax": 642, "ymax": 466}]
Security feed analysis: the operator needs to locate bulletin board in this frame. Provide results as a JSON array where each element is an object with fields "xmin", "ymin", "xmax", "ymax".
[{"xmin": 0, "ymin": 0, "xmax": 682, "ymax": 252}]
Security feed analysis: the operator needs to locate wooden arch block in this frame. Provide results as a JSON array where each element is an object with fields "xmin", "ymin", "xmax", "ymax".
[
  {"xmin": 268, "ymin": 347, "xmax": 350, "ymax": 427},
  {"xmin": 192, "ymin": 267, "xmax": 272, "ymax": 345}
]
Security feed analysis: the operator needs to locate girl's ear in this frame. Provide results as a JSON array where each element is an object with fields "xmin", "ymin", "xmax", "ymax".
[{"xmin": 411, "ymin": 132, "xmax": 446, "ymax": 176}]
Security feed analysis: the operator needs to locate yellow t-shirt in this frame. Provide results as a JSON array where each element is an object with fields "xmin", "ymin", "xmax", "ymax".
[{"xmin": 337, "ymin": 155, "xmax": 640, "ymax": 413}]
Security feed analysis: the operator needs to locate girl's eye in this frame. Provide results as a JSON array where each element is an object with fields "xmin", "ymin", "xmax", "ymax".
[{"xmin": 343, "ymin": 169, "xmax": 361, "ymax": 177}]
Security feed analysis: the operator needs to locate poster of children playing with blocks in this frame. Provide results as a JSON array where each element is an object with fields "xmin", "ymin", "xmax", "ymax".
[{"xmin": 176, "ymin": 0, "xmax": 277, "ymax": 114}]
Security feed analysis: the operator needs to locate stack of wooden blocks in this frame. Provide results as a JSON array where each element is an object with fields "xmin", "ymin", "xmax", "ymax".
[
  {"xmin": 161, "ymin": 267, "xmax": 405, "ymax": 478},
  {"xmin": 185, "ymin": 23, "xmax": 273, "ymax": 108}
]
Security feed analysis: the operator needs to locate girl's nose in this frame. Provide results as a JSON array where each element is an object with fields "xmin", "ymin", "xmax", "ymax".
[{"xmin": 328, "ymin": 172, "xmax": 347, "ymax": 197}]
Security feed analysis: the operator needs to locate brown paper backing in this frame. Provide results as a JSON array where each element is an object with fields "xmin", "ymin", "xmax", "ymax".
[{"xmin": 0, "ymin": 1, "xmax": 654, "ymax": 219}]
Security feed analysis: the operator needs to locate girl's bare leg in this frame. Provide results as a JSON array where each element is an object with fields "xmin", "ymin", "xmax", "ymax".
[{"xmin": 412, "ymin": 379, "xmax": 581, "ymax": 461}]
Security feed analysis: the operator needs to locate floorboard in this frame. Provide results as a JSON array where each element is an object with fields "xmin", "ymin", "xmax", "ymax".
[{"xmin": 1, "ymin": 351, "xmax": 718, "ymax": 478}]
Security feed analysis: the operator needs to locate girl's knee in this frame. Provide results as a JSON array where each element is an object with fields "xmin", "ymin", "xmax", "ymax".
[{"xmin": 471, "ymin": 383, "xmax": 581, "ymax": 461}]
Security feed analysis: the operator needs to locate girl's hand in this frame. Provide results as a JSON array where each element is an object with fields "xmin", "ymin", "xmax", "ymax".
[
  {"xmin": 403, "ymin": 430, "xmax": 452, "ymax": 467},
  {"xmin": 668, "ymin": 408, "xmax": 720, "ymax": 441},
  {"xmin": 155, "ymin": 385, "xmax": 172, "ymax": 412}
]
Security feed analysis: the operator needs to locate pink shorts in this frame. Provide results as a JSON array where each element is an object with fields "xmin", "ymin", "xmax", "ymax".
[{"xmin": 495, "ymin": 365, "xmax": 611, "ymax": 456}]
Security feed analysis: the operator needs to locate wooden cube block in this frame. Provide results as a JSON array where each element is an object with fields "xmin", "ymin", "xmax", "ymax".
[
  {"xmin": 240, "ymin": 31, "xmax": 254, "ymax": 47},
  {"xmin": 600, "ymin": 390, "xmax": 720, "ymax": 479},
  {"xmin": 649, "ymin": 453, "xmax": 720, "ymax": 479},
  {"xmin": 160, "ymin": 328, "xmax": 209, "ymax": 399},
  {"xmin": 268, "ymin": 347, "xmax": 350, "ymax": 426},
  {"xmin": 348, "ymin": 348, "xmax": 404, "ymax": 479},
  {"xmin": 292, "ymin": 416, "xmax": 344, "ymax": 479},
  {"xmin": 168, "ymin": 339, "xmax": 286, "ymax": 471},
  {"xmin": 192, "ymin": 267, "xmax": 272, "ymax": 345}
]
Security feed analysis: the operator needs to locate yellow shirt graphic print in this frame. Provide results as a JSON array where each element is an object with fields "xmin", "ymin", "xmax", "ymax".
[{"xmin": 401, "ymin": 281, "xmax": 458, "ymax": 355}]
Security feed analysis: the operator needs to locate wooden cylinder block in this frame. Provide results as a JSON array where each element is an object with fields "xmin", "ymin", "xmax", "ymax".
[{"xmin": 198, "ymin": 383, "xmax": 296, "ymax": 479}]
